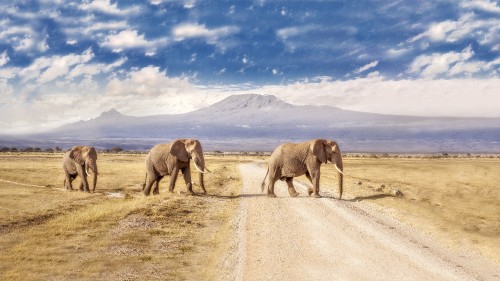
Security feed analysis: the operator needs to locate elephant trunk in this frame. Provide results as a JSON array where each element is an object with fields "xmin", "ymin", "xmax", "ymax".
[
  {"xmin": 92, "ymin": 171, "xmax": 97, "ymax": 193},
  {"xmin": 88, "ymin": 160, "xmax": 98, "ymax": 193}
]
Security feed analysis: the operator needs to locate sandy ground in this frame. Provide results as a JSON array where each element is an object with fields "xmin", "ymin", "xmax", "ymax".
[{"xmin": 223, "ymin": 161, "xmax": 500, "ymax": 281}]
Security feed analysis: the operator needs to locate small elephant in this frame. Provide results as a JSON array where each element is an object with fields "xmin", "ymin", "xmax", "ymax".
[
  {"xmin": 62, "ymin": 146, "xmax": 98, "ymax": 193},
  {"xmin": 261, "ymin": 139, "xmax": 344, "ymax": 198},
  {"xmin": 143, "ymin": 139, "xmax": 210, "ymax": 196}
]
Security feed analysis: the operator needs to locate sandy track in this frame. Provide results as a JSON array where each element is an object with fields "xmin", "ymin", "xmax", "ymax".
[{"xmin": 228, "ymin": 162, "xmax": 500, "ymax": 281}]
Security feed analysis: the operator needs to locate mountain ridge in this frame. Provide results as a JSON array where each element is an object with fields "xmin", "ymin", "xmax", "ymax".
[{"xmin": 2, "ymin": 94, "xmax": 500, "ymax": 152}]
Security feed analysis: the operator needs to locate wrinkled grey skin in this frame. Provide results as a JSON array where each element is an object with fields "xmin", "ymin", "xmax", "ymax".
[
  {"xmin": 62, "ymin": 146, "xmax": 98, "ymax": 193},
  {"xmin": 143, "ymin": 139, "xmax": 207, "ymax": 196},
  {"xmin": 261, "ymin": 139, "xmax": 344, "ymax": 199}
]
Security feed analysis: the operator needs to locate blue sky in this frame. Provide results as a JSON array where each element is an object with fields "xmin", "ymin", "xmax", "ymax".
[{"xmin": 0, "ymin": 0, "xmax": 499, "ymax": 133}]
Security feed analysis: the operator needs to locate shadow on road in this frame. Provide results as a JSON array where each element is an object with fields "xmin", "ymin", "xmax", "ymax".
[
  {"xmin": 346, "ymin": 194, "xmax": 393, "ymax": 202},
  {"xmin": 203, "ymin": 193, "xmax": 268, "ymax": 199}
]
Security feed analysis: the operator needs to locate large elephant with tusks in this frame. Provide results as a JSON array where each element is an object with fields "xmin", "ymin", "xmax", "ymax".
[
  {"xmin": 143, "ymin": 139, "xmax": 210, "ymax": 196},
  {"xmin": 261, "ymin": 139, "xmax": 344, "ymax": 198}
]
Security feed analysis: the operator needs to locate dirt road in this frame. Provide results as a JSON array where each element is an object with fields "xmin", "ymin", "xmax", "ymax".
[{"xmin": 224, "ymin": 162, "xmax": 500, "ymax": 281}]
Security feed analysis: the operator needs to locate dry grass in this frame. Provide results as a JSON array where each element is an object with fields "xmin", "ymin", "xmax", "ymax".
[
  {"xmin": 319, "ymin": 158, "xmax": 500, "ymax": 263},
  {"xmin": 1, "ymin": 153, "xmax": 498, "ymax": 280},
  {"xmin": 0, "ymin": 153, "xmax": 243, "ymax": 281}
]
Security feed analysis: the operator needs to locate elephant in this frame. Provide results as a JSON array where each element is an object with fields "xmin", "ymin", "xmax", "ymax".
[
  {"xmin": 261, "ymin": 139, "xmax": 344, "ymax": 199},
  {"xmin": 62, "ymin": 146, "xmax": 98, "ymax": 193},
  {"xmin": 142, "ymin": 139, "xmax": 210, "ymax": 196}
]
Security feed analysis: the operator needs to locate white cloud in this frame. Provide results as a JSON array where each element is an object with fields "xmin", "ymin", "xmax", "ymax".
[
  {"xmin": 172, "ymin": 23, "xmax": 239, "ymax": 43},
  {"xmin": 353, "ymin": 61, "xmax": 379, "ymax": 74},
  {"xmin": 409, "ymin": 12, "xmax": 500, "ymax": 46},
  {"xmin": 148, "ymin": 0, "xmax": 196, "ymax": 8},
  {"xmin": 105, "ymin": 66, "xmax": 193, "ymax": 97},
  {"xmin": 101, "ymin": 29, "xmax": 168, "ymax": 53},
  {"xmin": 461, "ymin": 0, "xmax": 500, "ymax": 14},
  {"xmin": 387, "ymin": 47, "xmax": 410, "ymax": 58},
  {"xmin": 408, "ymin": 45, "xmax": 479, "ymax": 78},
  {"xmin": 83, "ymin": 21, "xmax": 129, "ymax": 34},
  {"xmin": 14, "ymin": 48, "xmax": 94, "ymax": 83},
  {"xmin": 37, "ymin": 49, "xmax": 94, "ymax": 83},
  {"xmin": 183, "ymin": 0, "xmax": 196, "ymax": 9},
  {"xmin": 37, "ymin": 37, "xmax": 49, "ymax": 52},
  {"xmin": 248, "ymin": 77, "xmax": 500, "ymax": 118},
  {"xmin": 0, "ymin": 51, "xmax": 9, "ymax": 66},
  {"xmin": 79, "ymin": 0, "xmax": 141, "ymax": 15},
  {"xmin": 0, "ymin": 25, "xmax": 34, "ymax": 39},
  {"xmin": 276, "ymin": 25, "xmax": 318, "ymax": 40}
]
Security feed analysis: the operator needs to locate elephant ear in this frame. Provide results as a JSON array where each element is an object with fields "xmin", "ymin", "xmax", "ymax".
[
  {"xmin": 169, "ymin": 140, "xmax": 189, "ymax": 162},
  {"xmin": 310, "ymin": 139, "xmax": 327, "ymax": 164},
  {"xmin": 69, "ymin": 146, "xmax": 88, "ymax": 165},
  {"xmin": 183, "ymin": 139, "xmax": 202, "ymax": 154}
]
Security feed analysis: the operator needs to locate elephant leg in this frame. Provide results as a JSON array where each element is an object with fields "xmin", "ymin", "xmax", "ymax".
[
  {"xmin": 267, "ymin": 176, "xmax": 278, "ymax": 198},
  {"xmin": 266, "ymin": 166, "xmax": 279, "ymax": 197},
  {"xmin": 144, "ymin": 174, "xmax": 157, "ymax": 196},
  {"xmin": 181, "ymin": 167, "xmax": 194, "ymax": 195},
  {"xmin": 78, "ymin": 180, "xmax": 84, "ymax": 192},
  {"xmin": 168, "ymin": 166, "xmax": 180, "ymax": 193},
  {"xmin": 75, "ymin": 164, "xmax": 90, "ymax": 193},
  {"xmin": 153, "ymin": 176, "xmax": 163, "ymax": 195},
  {"xmin": 286, "ymin": 177, "xmax": 299, "ymax": 197},
  {"xmin": 64, "ymin": 176, "xmax": 74, "ymax": 191},
  {"xmin": 63, "ymin": 166, "xmax": 74, "ymax": 190},
  {"xmin": 305, "ymin": 172, "xmax": 314, "ymax": 196},
  {"xmin": 310, "ymin": 170, "xmax": 322, "ymax": 198}
]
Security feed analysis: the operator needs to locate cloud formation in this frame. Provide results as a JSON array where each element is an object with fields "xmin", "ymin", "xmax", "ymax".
[{"xmin": 0, "ymin": 0, "xmax": 499, "ymax": 133}]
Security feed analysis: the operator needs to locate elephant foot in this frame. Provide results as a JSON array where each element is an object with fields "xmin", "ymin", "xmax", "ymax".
[
  {"xmin": 307, "ymin": 188, "xmax": 314, "ymax": 196},
  {"xmin": 267, "ymin": 193, "xmax": 277, "ymax": 198},
  {"xmin": 312, "ymin": 193, "xmax": 322, "ymax": 198},
  {"xmin": 168, "ymin": 188, "xmax": 174, "ymax": 193}
]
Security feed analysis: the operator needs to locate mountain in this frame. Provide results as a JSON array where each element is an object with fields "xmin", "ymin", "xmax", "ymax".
[{"xmin": 3, "ymin": 94, "xmax": 500, "ymax": 152}]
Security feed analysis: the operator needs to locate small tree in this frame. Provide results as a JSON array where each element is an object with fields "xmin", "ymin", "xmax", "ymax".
[
  {"xmin": 10, "ymin": 147, "xmax": 18, "ymax": 152},
  {"xmin": 24, "ymin": 147, "xmax": 34, "ymax": 152},
  {"xmin": 1, "ymin": 147, "xmax": 9, "ymax": 152},
  {"xmin": 34, "ymin": 147, "xmax": 42, "ymax": 152},
  {"xmin": 55, "ymin": 146, "xmax": 62, "ymax": 152},
  {"xmin": 45, "ymin": 148, "xmax": 54, "ymax": 153},
  {"xmin": 110, "ymin": 147, "xmax": 124, "ymax": 153}
]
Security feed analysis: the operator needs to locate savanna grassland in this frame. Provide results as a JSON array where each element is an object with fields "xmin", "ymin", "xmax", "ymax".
[
  {"xmin": 0, "ymin": 153, "xmax": 244, "ymax": 281},
  {"xmin": 0, "ymin": 153, "xmax": 499, "ymax": 280}
]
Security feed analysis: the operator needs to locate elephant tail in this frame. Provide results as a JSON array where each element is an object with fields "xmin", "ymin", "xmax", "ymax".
[{"xmin": 261, "ymin": 166, "xmax": 269, "ymax": 193}]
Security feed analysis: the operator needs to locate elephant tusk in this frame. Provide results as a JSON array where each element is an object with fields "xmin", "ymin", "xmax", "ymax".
[
  {"xmin": 193, "ymin": 162, "xmax": 206, "ymax": 174},
  {"xmin": 86, "ymin": 166, "xmax": 90, "ymax": 176},
  {"xmin": 204, "ymin": 166, "xmax": 212, "ymax": 173},
  {"xmin": 334, "ymin": 163, "xmax": 345, "ymax": 175}
]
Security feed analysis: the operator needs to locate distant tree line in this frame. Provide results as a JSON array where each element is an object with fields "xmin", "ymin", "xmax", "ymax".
[
  {"xmin": 0, "ymin": 146, "xmax": 131, "ymax": 154},
  {"xmin": 1, "ymin": 146, "xmax": 63, "ymax": 153}
]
